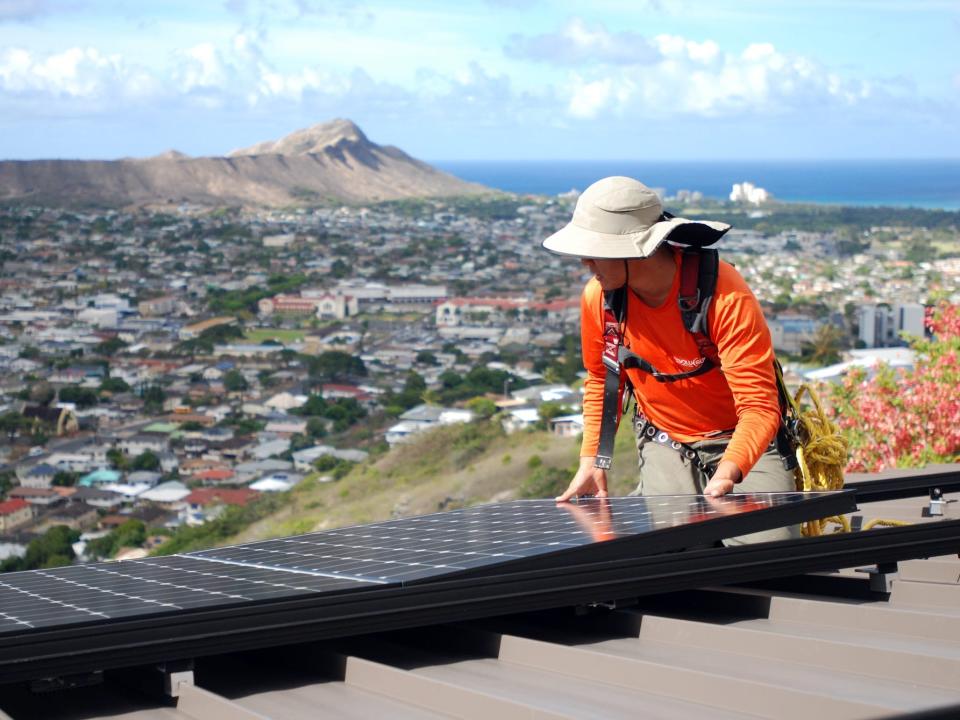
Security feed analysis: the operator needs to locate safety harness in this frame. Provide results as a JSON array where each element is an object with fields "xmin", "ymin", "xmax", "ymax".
[{"xmin": 593, "ymin": 245, "xmax": 799, "ymax": 476}]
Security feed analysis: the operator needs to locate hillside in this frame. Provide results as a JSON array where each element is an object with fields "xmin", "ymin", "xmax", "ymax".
[
  {"xmin": 0, "ymin": 118, "xmax": 487, "ymax": 207},
  {"xmin": 219, "ymin": 418, "xmax": 641, "ymax": 547}
]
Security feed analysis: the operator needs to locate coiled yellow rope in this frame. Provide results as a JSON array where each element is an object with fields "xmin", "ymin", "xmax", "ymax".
[{"xmin": 776, "ymin": 365, "xmax": 850, "ymax": 536}]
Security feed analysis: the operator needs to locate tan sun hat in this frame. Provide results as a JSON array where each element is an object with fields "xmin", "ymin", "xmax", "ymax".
[{"xmin": 542, "ymin": 176, "xmax": 731, "ymax": 259}]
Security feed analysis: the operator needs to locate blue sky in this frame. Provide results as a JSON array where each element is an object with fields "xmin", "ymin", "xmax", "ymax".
[{"xmin": 0, "ymin": 0, "xmax": 957, "ymax": 161}]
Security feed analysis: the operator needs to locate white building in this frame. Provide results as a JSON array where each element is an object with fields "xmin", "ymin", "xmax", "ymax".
[
  {"xmin": 730, "ymin": 182, "xmax": 770, "ymax": 205},
  {"xmin": 859, "ymin": 303, "xmax": 925, "ymax": 348}
]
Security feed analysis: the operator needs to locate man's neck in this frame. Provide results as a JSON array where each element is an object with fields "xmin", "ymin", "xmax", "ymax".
[{"xmin": 626, "ymin": 249, "xmax": 676, "ymax": 307}]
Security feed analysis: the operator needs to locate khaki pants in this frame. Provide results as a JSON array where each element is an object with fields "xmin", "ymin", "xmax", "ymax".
[{"xmin": 630, "ymin": 416, "xmax": 801, "ymax": 545}]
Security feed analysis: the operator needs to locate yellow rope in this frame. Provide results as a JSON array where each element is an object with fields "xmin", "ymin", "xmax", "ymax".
[
  {"xmin": 777, "ymin": 365, "xmax": 849, "ymax": 536},
  {"xmin": 775, "ymin": 366, "xmax": 908, "ymax": 535},
  {"xmin": 862, "ymin": 518, "xmax": 912, "ymax": 530}
]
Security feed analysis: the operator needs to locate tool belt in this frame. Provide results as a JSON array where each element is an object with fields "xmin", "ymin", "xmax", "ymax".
[{"xmin": 634, "ymin": 413, "xmax": 726, "ymax": 479}]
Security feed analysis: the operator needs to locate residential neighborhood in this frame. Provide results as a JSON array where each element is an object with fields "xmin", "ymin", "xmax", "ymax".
[{"xmin": 1, "ymin": 196, "xmax": 956, "ymax": 568}]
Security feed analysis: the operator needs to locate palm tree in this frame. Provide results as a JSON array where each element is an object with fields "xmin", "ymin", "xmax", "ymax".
[{"xmin": 805, "ymin": 324, "xmax": 845, "ymax": 366}]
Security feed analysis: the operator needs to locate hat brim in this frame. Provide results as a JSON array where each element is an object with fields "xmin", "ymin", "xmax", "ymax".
[{"xmin": 542, "ymin": 217, "xmax": 731, "ymax": 259}]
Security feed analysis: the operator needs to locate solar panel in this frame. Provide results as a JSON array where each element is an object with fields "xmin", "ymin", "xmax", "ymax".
[{"xmin": 0, "ymin": 492, "xmax": 852, "ymax": 637}]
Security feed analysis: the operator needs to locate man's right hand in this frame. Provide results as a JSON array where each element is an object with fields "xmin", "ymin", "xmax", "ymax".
[{"xmin": 555, "ymin": 456, "xmax": 609, "ymax": 502}]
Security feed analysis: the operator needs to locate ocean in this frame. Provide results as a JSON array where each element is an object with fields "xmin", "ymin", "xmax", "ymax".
[{"xmin": 433, "ymin": 159, "xmax": 960, "ymax": 210}]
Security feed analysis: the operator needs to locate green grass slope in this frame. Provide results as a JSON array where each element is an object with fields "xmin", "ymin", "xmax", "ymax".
[{"xmin": 226, "ymin": 416, "xmax": 642, "ymax": 545}]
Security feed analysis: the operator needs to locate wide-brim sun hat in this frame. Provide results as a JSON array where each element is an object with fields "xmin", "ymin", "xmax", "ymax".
[{"xmin": 542, "ymin": 176, "xmax": 731, "ymax": 259}]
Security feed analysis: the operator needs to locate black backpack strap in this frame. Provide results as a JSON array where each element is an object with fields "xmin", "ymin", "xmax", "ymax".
[
  {"xmin": 679, "ymin": 248, "xmax": 720, "ymax": 368},
  {"xmin": 595, "ymin": 289, "xmax": 627, "ymax": 470},
  {"xmin": 594, "ymin": 250, "xmax": 721, "ymax": 468},
  {"xmin": 773, "ymin": 358, "xmax": 800, "ymax": 471}
]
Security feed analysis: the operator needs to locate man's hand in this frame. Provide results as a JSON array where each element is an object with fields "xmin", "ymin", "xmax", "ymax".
[
  {"xmin": 703, "ymin": 459, "xmax": 742, "ymax": 497},
  {"xmin": 556, "ymin": 456, "xmax": 609, "ymax": 502}
]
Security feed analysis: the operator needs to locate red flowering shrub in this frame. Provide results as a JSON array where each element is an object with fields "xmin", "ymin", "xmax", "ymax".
[{"xmin": 829, "ymin": 302, "xmax": 960, "ymax": 473}]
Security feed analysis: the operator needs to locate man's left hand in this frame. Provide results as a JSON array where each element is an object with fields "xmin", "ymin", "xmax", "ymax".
[{"xmin": 703, "ymin": 460, "xmax": 742, "ymax": 497}]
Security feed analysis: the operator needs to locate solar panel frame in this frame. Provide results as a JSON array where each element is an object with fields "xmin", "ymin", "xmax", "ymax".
[
  {"xmin": 0, "ymin": 491, "xmax": 854, "ymax": 640},
  {"xmin": 3, "ymin": 517, "xmax": 959, "ymax": 686},
  {"xmin": 186, "ymin": 492, "xmax": 856, "ymax": 585}
]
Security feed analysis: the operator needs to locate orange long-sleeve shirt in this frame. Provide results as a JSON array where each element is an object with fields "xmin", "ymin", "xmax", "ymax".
[{"xmin": 580, "ymin": 249, "xmax": 781, "ymax": 478}]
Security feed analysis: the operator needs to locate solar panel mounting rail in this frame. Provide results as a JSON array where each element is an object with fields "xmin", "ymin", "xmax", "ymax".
[{"xmin": 1, "ymin": 487, "xmax": 957, "ymax": 685}]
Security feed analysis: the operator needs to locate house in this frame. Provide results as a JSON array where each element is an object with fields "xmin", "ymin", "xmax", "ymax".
[
  {"xmin": 183, "ymin": 488, "xmax": 258, "ymax": 524},
  {"xmin": 265, "ymin": 392, "xmax": 308, "ymax": 411},
  {"xmin": 18, "ymin": 462, "xmax": 57, "ymax": 489},
  {"xmin": 321, "ymin": 384, "xmax": 373, "ymax": 403},
  {"xmin": 8, "ymin": 487, "xmax": 64, "ymax": 507},
  {"xmin": 195, "ymin": 468, "xmax": 236, "ymax": 486},
  {"xmin": 249, "ymin": 473, "xmax": 303, "ymax": 492},
  {"xmin": 291, "ymin": 445, "xmax": 369, "ymax": 472},
  {"xmin": 234, "ymin": 459, "xmax": 294, "ymax": 484},
  {"xmin": 264, "ymin": 418, "xmax": 308, "ymax": 436},
  {"xmin": 33, "ymin": 502, "xmax": 98, "ymax": 532},
  {"xmin": 549, "ymin": 413, "xmax": 585, "ymax": 438},
  {"xmin": 118, "ymin": 433, "xmax": 168, "ymax": 457},
  {"xmin": 79, "ymin": 468, "xmax": 122, "ymax": 487},
  {"xmin": 211, "ymin": 435, "xmax": 256, "ymax": 462},
  {"xmin": 185, "ymin": 488, "xmax": 257, "ymax": 507},
  {"xmin": 251, "ymin": 439, "xmax": 291, "ymax": 460},
  {"xmin": 0, "ymin": 499, "xmax": 32, "ymax": 532},
  {"xmin": 179, "ymin": 458, "xmax": 228, "ymax": 478},
  {"xmin": 21, "ymin": 405, "xmax": 79, "ymax": 436},
  {"xmin": 70, "ymin": 486, "xmax": 123, "ymax": 510},
  {"xmin": 501, "ymin": 407, "xmax": 540, "ymax": 434},
  {"xmin": 138, "ymin": 481, "xmax": 191, "ymax": 507},
  {"xmin": 385, "ymin": 404, "xmax": 475, "ymax": 446},
  {"xmin": 768, "ymin": 315, "xmax": 820, "ymax": 355}
]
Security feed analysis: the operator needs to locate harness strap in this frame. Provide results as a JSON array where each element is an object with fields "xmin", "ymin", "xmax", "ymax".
[
  {"xmin": 595, "ymin": 367, "xmax": 621, "ymax": 470},
  {"xmin": 635, "ymin": 414, "xmax": 718, "ymax": 478},
  {"xmin": 594, "ymin": 249, "xmax": 720, "ymax": 470},
  {"xmin": 620, "ymin": 347, "xmax": 714, "ymax": 382}
]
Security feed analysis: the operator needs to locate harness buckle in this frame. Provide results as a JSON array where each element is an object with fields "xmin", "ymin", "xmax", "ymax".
[{"xmin": 678, "ymin": 288, "xmax": 701, "ymax": 312}]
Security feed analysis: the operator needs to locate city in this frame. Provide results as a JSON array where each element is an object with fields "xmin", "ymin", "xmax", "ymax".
[{"xmin": 1, "ymin": 193, "xmax": 956, "ymax": 569}]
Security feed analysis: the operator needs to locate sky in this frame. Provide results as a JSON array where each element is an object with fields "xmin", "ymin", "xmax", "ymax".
[{"xmin": 0, "ymin": 0, "xmax": 958, "ymax": 161}]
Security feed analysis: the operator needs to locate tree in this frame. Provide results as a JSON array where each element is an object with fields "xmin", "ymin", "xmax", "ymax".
[
  {"xmin": 95, "ymin": 337, "xmax": 128, "ymax": 355},
  {"xmin": 465, "ymin": 397, "xmax": 497, "ymax": 419},
  {"xmin": 52, "ymin": 471, "xmax": 79, "ymax": 487},
  {"xmin": 416, "ymin": 350, "xmax": 439, "ymax": 366},
  {"xmin": 131, "ymin": 451, "xmax": 160, "ymax": 472},
  {"xmin": 537, "ymin": 401, "xmax": 573, "ymax": 428},
  {"xmin": 0, "ymin": 470, "xmax": 15, "ymax": 495},
  {"xmin": 223, "ymin": 369, "xmax": 249, "ymax": 393},
  {"xmin": 307, "ymin": 351, "xmax": 366, "ymax": 383},
  {"xmin": 58, "ymin": 386, "xmax": 98, "ymax": 408},
  {"xmin": 106, "ymin": 447, "xmax": 129, "ymax": 471},
  {"xmin": 99, "ymin": 377, "xmax": 131, "ymax": 394},
  {"xmin": 295, "ymin": 394, "xmax": 328, "ymax": 417},
  {"xmin": 85, "ymin": 520, "xmax": 146, "ymax": 560},
  {"xmin": 19, "ymin": 525, "xmax": 80, "ymax": 570},
  {"xmin": 142, "ymin": 384, "xmax": 166, "ymax": 413},
  {"xmin": 829, "ymin": 302, "xmax": 960, "ymax": 472},
  {"xmin": 803, "ymin": 324, "xmax": 845, "ymax": 366}
]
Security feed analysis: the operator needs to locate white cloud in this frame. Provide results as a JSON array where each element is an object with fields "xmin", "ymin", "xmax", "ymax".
[
  {"xmin": 0, "ymin": 46, "xmax": 155, "ymax": 101},
  {"xmin": 558, "ymin": 31, "xmax": 884, "ymax": 119},
  {"xmin": 505, "ymin": 17, "xmax": 660, "ymax": 66},
  {"xmin": 567, "ymin": 76, "xmax": 612, "ymax": 118}
]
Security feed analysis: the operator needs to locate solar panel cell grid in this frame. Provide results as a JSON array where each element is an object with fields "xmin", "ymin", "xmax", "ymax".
[{"xmin": 0, "ymin": 493, "xmax": 845, "ymax": 636}]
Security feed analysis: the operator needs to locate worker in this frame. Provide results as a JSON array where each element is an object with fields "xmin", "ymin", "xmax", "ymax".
[{"xmin": 543, "ymin": 176, "xmax": 799, "ymax": 544}]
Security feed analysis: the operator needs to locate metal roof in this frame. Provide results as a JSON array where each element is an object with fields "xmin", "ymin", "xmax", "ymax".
[{"xmin": 1, "ymin": 466, "xmax": 958, "ymax": 720}]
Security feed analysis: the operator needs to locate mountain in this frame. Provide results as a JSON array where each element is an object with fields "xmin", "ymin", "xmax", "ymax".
[{"xmin": 0, "ymin": 119, "xmax": 486, "ymax": 207}]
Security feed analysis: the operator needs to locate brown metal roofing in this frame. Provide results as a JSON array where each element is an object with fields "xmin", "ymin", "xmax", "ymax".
[{"xmin": 1, "ymin": 469, "xmax": 958, "ymax": 720}]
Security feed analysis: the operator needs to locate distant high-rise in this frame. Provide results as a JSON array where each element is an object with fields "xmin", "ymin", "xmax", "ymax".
[{"xmin": 858, "ymin": 303, "xmax": 925, "ymax": 348}]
